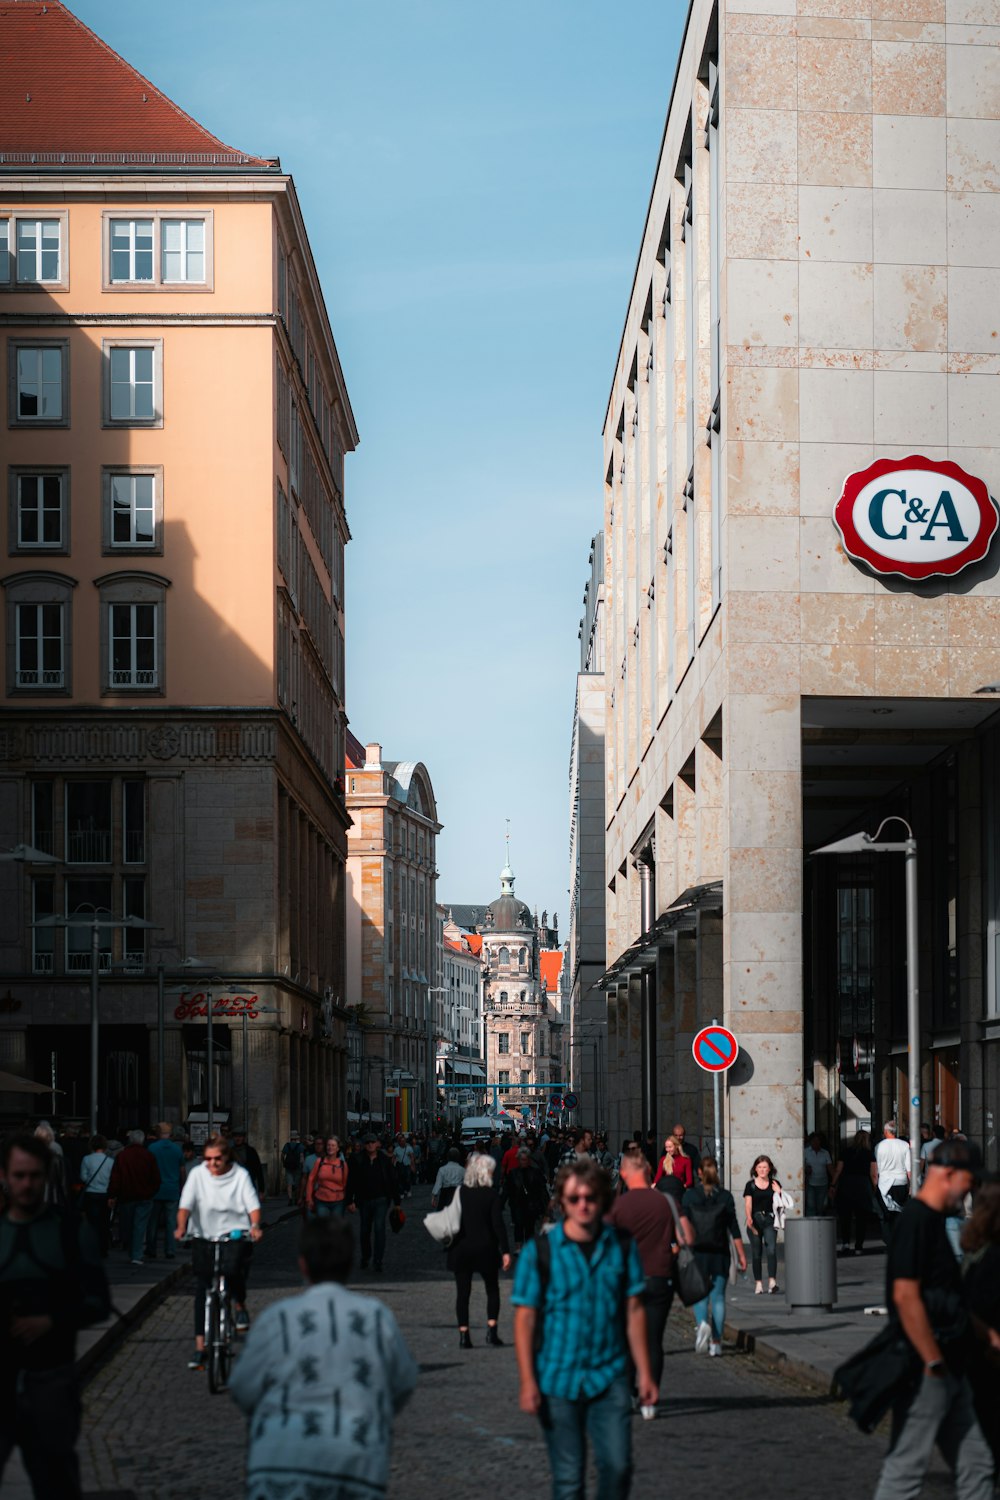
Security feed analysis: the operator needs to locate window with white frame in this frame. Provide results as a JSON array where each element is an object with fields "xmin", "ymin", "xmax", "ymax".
[
  {"xmin": 10, "ymin": 342, "xmax": 68, "ymax": 425},
  {"xmin": 11, "ymin": 470, "xmax": 68, "ymax": 552},
  {"xmin": 103, "ymin": 470, "xmax": 161, "ymax": 552},
  {"xmin": 16, "ymin": 218, "xmax": 61, "ymax": 283},
  {"xmin": 97, "ymin": 572, "xmax": 168, "ymax": 694},
  {"xmin": 3, "ymin": 571, "xmax": 74, "ymax": 695},
  {"xmin": 105, "ymin": 342, "xmax": 161, "ymax": 426},
  {"xmin": 16, "ymin": 602, "xmax": 64, "ymax": 689},
  {"xmin": 161, "ymin": 219, "xmax": 206, "ymax": 283},
  {"xmin": 109, "ymin": 219, "xmax": 154, "ymax": 283}
]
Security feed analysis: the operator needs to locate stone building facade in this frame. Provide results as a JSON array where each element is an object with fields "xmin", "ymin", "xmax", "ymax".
[
  {"xmin": 480, "ymin": 864, "xmax": 564, "ymax": 1112},
  {"xmin": 0, "ymin": 2, "xmax": 354, "ymax": 1164},
  {"xmin": 345, "ymin": 736, "xmax": 441, "ymax": 1131},
  {"xmin": 600, "ymin": 0, "xmax": 1000, "ymax": 1186}
]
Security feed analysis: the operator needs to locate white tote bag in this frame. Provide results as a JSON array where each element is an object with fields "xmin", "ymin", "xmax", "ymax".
[{"xmin": 423, "ymin": 1187, "xmax": 463, "ymax": 1246}]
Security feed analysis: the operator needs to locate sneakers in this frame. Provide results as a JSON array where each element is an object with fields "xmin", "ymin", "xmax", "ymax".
[
  {"xmin": 235, "ymin": 1307, "xmax": 250, "ymax": 1334},
  {"xmin": 188, "ymin": 1347, "xmax": 205, "ymax": 1371},
  {"xmin": 130, "ymin": 1259, "xmax": 144, "ymax": 1267},
  {"xmin": 709, "ymin": 1342, "xmax": 722, "ymax": 1357},
  {"xmin": 695, "ymin": 1320, "xmax": 712, "ymax": 1354}
]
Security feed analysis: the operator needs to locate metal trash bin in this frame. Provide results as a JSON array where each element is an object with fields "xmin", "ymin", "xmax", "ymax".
[{"xmin": 783, "ymin": 1215, "xmax": 837, "ymax": 1313}]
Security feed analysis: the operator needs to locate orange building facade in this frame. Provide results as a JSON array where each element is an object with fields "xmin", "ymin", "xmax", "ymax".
[{"xmin": 0, "ymin": 2, "xmax": 355, "ymax": 1162}]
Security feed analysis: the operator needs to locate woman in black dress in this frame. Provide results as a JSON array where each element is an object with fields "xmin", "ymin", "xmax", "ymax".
[{"xmin": 447, "ymin": 1151, "xmax": 511, "ymax": 1347}]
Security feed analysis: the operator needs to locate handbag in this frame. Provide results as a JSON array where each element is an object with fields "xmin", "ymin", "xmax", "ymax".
[
  {"xmin": 661, "ymin": 1191, "xmax": 710, "ymax": 1306},
  {"xmin": 835, "ymin": 1324, "xmax": 921, "ymax": 1433},
  {"xmin": 423, "ymin": 1187, "xmax": 463, "ymax": 1246}
]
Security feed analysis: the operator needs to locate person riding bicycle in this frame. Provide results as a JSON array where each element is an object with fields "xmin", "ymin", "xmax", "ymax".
[{"xmin": 175, "ymin": 1133, "xmax": 262, "ymax": 1372}]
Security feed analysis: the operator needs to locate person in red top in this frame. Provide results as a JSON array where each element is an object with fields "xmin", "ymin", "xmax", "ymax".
[
  {"xmin": 305, "ymin": 1136, "xmax": 349, "ymax": 1217},
  {"xmin": 108, "ymin": 1130, "xmax": 160, "ymax": 1265},
  {"xmin": 607, "ymin": 1148, "xmax": 682, "ymax": 1406},
  {"xmin": 652, "ymin": 1135, "xmax": 693, "ymax": 1192},
  {"xmin": 500, "ymin": 1135, "xmax": 524, "ymax": 1181}
]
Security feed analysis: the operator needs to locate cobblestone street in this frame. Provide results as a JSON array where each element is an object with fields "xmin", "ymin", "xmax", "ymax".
[{"xmin": 74, "ymin": 1185, "xmax": 957, "ymax": 1500}]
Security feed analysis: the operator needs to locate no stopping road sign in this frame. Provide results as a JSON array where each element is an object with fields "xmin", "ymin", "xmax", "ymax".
[{"xmin": 692, "ymin": 1024, "xmax": 739, "ymax": 1073}]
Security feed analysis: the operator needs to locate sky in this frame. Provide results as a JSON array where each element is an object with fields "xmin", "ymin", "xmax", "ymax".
[{"xmin": 73, "ymin": 0, "xmax": 687, "ymax": 918}]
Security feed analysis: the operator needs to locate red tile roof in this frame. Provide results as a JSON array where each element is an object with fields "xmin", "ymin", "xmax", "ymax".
[
  {"xmin": 540, "ymin": 950, "xmax": 563, "ymax": 994},
  {"xmin": 345, "ymin": 730, "xmax": 366, "ymax": 771},
  {"xmin": 0, "ymin": 1, "xmax": 269, "ymax": 162},
  {"xmin": 465, "ymin": 933, "xmax": 483, "ymax": 957}
]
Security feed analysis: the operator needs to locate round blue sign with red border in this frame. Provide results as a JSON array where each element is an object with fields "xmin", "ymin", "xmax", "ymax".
[{"xmin": 692, "ymin": 1025, "xmax": 739, "ymax": 1073}]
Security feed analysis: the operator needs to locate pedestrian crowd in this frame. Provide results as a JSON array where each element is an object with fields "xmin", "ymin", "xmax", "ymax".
[{"xmin": 1, "ymin": 1110, "xmax": 998, "ymax": 1500}]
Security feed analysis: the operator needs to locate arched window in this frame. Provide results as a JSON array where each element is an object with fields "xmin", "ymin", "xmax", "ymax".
[
  {"xmin": 498, "ymin": 945, "xmax": 510, "ymax": 966},
  {"xmin": 500, "ymin": 991, "xmax": 508, "ymax": 1003},
  {"xmin": 518, "ymin": 947, "xmax": 527, "ymax": 968}
]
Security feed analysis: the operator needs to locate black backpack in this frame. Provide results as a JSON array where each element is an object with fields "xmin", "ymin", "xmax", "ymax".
[{"xmin": 686, "ymin": 1191, "xmax": 731, "ymax": 1253}]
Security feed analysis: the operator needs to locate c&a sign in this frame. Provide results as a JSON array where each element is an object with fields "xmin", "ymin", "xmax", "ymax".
[{"xmin": 835, "ymin": 456, "xmax": 998, "ymax": 581}]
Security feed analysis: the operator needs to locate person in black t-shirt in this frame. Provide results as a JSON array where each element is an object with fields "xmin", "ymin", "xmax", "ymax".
[{"xmin": 873, "ymin": 1139, "xmax": 999, "ymax": 1500}]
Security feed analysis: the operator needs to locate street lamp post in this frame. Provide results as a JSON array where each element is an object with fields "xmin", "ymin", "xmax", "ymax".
[{"xmin": 812, "ymin": 816, "xmax": 921, "ymax": 1173}]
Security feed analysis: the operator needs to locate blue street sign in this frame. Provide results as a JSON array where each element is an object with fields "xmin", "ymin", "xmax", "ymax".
[
  {"xmin": 564, "ymin": 1092, "xmax": 578, "ymax": 1110},
  {"xmin": 692, "ymin": 1025, "xmax": 739, "ymax": 1074}
]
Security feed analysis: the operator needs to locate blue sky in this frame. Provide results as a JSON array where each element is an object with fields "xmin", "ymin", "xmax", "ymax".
[{"xmin": 74, "ymin": 0, "xmax": 686, "ymax": 918}]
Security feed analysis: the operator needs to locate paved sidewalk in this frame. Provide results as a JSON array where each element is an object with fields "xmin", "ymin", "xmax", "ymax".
[{"xmin": 700, "ymin": 1232, "xmax": 891, "ymax": 1390}]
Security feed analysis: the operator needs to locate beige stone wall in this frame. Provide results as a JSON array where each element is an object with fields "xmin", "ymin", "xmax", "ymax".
[{"xmin": 602, "ymin": 0, "xmax": 1000, "ymax": 1180}]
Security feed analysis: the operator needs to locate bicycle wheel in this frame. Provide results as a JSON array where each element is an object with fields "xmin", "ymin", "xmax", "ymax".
[
  {"xmin": 217, "ymin": 1293, "xmax": 234, "ymax": 1388},
  {"xmin": 206, "ymin": 1294, "xmax": 224, "ymax": 1394}
]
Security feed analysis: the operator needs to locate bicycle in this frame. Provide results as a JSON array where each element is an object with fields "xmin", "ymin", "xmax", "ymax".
[{"xmin": 199, "ymin": 1230, "xmax": 250, "ymax": 1393}]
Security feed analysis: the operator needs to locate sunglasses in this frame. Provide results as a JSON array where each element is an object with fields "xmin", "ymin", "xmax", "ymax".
[{"xmin": 564, "ymin": 1192, "xmax": 597, "ymax": 1205}]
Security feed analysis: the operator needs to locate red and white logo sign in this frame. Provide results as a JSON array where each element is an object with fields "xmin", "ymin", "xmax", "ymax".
[{"xmin": 834, "ymin": 456, "xmax": 998, "ymax": 581}]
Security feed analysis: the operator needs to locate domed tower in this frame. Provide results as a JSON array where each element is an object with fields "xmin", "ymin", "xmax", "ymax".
[{"xmin": 481, "ymin": 851, "xmax": 552, "ymax": 1115}]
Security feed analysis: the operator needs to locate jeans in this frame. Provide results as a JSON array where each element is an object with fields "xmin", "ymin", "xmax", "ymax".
[
  {"xmin": 314, "ymin": 1200, "xmax": 346, "ymax": 1218},
  {"xmin": 874, "ymin": 1371, "xmax": 994, "ymax": 1500},
  {"xmin": 540, "ymin": 1375, "xmax": 633, "ymax": 1500},
  {"xmin": 118, "ymin": 1199, "xmax": 153, "ymax": 1261},
  {"xmin": 0, "ymin": 1364, "xmax": 82, "ymax": 1500},
  {"xmin": 640, "ymin": 1275, "xmax": 674, "ymax": 1393},
  {"xmin": 749, "ymin": 1221, "xmax": 778, "ymax": 1281},
  {"xmin": 692, "ymin": 1273, "xmax": 728, "ymax": 1342},
  {"xmin": 945, "ymin": 1216, "xmax": 964, "ymax": 1260},
  {"xmin": 455, "ymin": 1266, "xmax": 500, "ymax": 1325},
  {"xmin": 805, "ymin": 1185, "xmax": 830, "ymax": 1217},
  {"xmin": 145, "ymin": 1199, "xmax": 179, "ymax": 1257},
  {"xmin": 359, "ymin": 1197, "xmax": 389, "ymax": 1267}
]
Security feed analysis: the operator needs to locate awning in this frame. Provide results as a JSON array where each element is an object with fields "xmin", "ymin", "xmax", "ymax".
[
  {"xmin": 448, "ymin": 1059, "xmax": 486, "ymax": 1079},
  {"xmin": 0, "ymin": 1069, "xmax": 60, "ymax": 1095},
  {"xmin": 595, "ymin": 880, "xmax": 723, "ymax": 991}
]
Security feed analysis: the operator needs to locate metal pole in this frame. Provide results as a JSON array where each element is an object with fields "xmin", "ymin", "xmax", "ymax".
[
  {"xmin": 157, "ymin": 963, "xmax": 165, "ymax": 1123},
  {"xmin": 904, "ymin": 839, "xmax": 921, "ymax": 1176},
  {"xmin": 90, "ymin": 920, "xmax": 100, "ymax": 1136},
  {"xmin": 638, "ymin": 854, "xmax": 656, "ymax": 1142},
  {"xmin": 206, "ymin": 986, "xmax": 214, "ymax": 1139},
  {"xmin": 713, "ymin": 1016, "xmax": 722, "ymax": 1173},
  {"xmin": 242, "ymin": 1007, "xmax": 249, "ymax": 1135}
]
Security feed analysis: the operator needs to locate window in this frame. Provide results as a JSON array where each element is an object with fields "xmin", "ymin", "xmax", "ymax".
[
  {"xmin": 498, "ymin": 945, "xmax": 510, "ymax": 966},
  {"xmin": 10, "ymin": 470, "xmax": 68, "ymax": 553},
  {"xmin": 518, "ymin": 946, "xmax": 526, "ymax": 967},
  {"xmin": 15, "ymin": 602, "xmax": 63, "ymax": 689},
  {"xmin": 0, "ymin": 213, "xmax": 69, "ymax": 290},
  {"xmin": 123, "ymin": 781, "xmax": 145, "ymax": 864},
  {"xmin": 102, "ymin": 470, "xmax": 162, "ymax": 552},
  {"xmin": 498, "ymin": 1071, "xmax": 510, "ymax": 1088},
  {"xmin": 109, "ymin": 219, "xmax": 154, "ymax": 283},
  {"xmin": 499, "ymin": 990, "xmax": 508, "ymax": 1003},
  {"xmin": 65, "ymin": 878, "xmax": 113, "ymax": 972},
  {"xmin": 32, "ymin": 783, "xmax": 54, "ymax": 856},
  {"xmin": 3, "ymin": 571, "xmax": 74, "ymax": 695},
  {"xmin": 104, "ymin": 342, "xmax": 162, "ymax": 427},
  {"xmin": 32, "ymin": 878, "xmax": 54, "ymax": 973},
  {"xmin": 9, "ymin": 342, "xmax": 69, "ymax": 426},
  {"xmin": 498, "ymin": 1033, "xmax": 510, "ymax": 1054},
  {"xmin": 520, "ymin": 1070, "xmax": 530, "ymax": 1087},
  {"xmin": 521, "ymin": 1032, "xmax": 530, "ymax": 1053},
  {"xmin": 66, "ymin": 783, "xmax": 112, "ymax": 864},
  {"xmin": 97, "ymin": 572, "xmax": 168, "ymax": 694},
  {"xmin": 162, "ymin": 219, "xmax": 206, "ymax": 283}
]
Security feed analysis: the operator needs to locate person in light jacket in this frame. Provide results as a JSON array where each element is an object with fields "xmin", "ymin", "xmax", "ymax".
[{"xmin": 230, "ymin": 1217, "xmax": 417, "ymax": 1500}]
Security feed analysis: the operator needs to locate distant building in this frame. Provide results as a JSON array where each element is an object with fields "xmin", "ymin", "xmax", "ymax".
[
  {"xmin": 437, "ymin": 919, "xmax": 485, "ymax": 1119},
  {"xmin": 567, "ymin": 533, "xmax": 608, "ymax": 1129},
  {"xmin": 0, "ymin": 0, "xmax": 354, "ymax": 1159},
  {"xmin": 345, "ymin": 734, "xmax": 441, "ymax": 1131}
]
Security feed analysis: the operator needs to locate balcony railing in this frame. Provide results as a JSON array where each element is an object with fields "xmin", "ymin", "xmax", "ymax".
[
  {"xmin": 32, "ymin": 951, "xmax": 53, "ymax": 974},
  {"xmin": 66, "ymin": 949, "xmax": 113, "ymax": 974},
  {"xmin": 16, "ymin": 668, "xmax": 64, "ymax": 687},
  {"xmin": 111, "ymin": 668, "xmax": 158, "ymax": 688},
  {"xmin": 66, "ymin": 830, "xmax": 111, "ymax": 863},
  {"xmin": 124, "ymin": 830, "xmax": 145, "ymax": 863}
]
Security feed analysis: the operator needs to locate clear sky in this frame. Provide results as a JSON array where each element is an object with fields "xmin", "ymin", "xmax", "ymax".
[{"xmin": 73, "ymin": 0, "xmax": 687, "ymax": 920}]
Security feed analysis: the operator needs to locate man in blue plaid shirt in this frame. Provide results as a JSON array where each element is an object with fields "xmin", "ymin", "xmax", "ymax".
[{"xmin": 513, "ymin": 1157, "xmax": 656, "ymax": 1499}]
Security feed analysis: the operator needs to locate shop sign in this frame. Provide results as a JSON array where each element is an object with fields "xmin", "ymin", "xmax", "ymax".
[
  {"xmin": 174, "ymin": 992, "xmax": 260, "ymax": 1021},
  {"xmin": 835, "ymin": 456, "xmax": 998, "ymax": 580}
]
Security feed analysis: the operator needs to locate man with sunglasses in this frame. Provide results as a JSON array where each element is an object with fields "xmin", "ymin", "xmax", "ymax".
[
  {"xmin": 175, "ymin": 1133, "xmax": 262, "ymax": 1372},
  {"xmin": 513, "ymin": 1158, "xmax": 655, "ymax": 1499}
]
